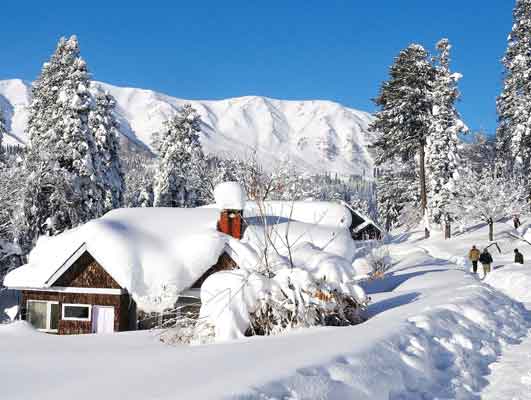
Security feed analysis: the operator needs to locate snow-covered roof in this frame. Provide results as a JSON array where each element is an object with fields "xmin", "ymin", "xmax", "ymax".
[
  {"xmin": 226, "ymin": 200, "xmax": 356, "ymax": 271},
  {"xmin": 5, "ymin": 200, "xmax": 356, "ymax": 312},
  {"xmin": 4, "ymin": 208, "xmax": 227, "ymax": 312},
  {"xmin": 244, "ymin": 201, "xmax": 352, "ymax": 229}
]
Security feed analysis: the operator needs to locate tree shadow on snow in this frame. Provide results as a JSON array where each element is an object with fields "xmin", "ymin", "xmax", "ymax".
[
  {"xmin": 360, "ymin": 268, "xmax": 449, "ymax": 294},
  {"xmin": 366, "ymin": 292, "xmax": 421, "ymax": 318}
]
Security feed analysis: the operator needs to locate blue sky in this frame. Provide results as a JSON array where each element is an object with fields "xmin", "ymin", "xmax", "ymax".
[{"xmin": 1, "ymin": 1, "xmax": 512, "ymax": 134}]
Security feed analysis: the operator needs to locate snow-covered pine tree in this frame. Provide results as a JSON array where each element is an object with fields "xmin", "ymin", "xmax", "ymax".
[
  {"xmin": 153, "ymin": 104, "xmax": 205, "ymax": 207},
  {"xmin": 0, "ymin": 107, "xmax": 6, "ymax": 166},
  {"xmin": 89, "ymin": 91, "xmax": 125, "ymax": 211},
  {"xmin": 370, "ymin": 44, "xmax": 436, "ymax": 238},
  {"xmin": 426, "ymin": 39, "xmax": 467, "ymax": 238},
  {"xmin": 18, "ymin": 36, "xmax": 105, "ymax": 252},
  {"xmin": 376, "ymin": 162, "xmax": 418, "ymax": 232},
  {"xmin": 496, "ymin": 0, "xmax": 531, "ymax": 176},
  {"xmin": 196, "ymin": 155, "xmax": 239, "ymax": 204}
]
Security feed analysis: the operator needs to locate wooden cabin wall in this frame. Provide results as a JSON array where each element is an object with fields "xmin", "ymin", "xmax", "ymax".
[
  {"xmin": 21, "ymin": 290, "xmax": 131, "ymax": 334},
  {"xmin": 54, "ymin": 251, "xmax": 121, "ymax": 289}
]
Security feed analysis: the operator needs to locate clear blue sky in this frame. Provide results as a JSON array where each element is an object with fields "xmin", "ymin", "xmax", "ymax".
[{"xmin": 1, "ymin": 0, "xmax": 512, "ymax": 134}]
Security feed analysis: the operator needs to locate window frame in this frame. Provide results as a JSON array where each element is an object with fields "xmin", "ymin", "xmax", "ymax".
[
  {"xmin": 61, "ymin": 303, "xmax": 92, "ymax": 321},
  {"xmin": 26, "ymin": 300, "xmax": 59, "ymax": 333}
]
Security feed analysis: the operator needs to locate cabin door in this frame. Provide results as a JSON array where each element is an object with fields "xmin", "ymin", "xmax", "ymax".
[{"xmin": 92, "ymin": 306, "xmax": 115, "ymax": 334}]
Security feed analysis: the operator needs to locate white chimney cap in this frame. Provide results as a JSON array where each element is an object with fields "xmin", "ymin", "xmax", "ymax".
[{"xmin": 214, "ymin": 182, "xmax": 246, "ymax": 210}]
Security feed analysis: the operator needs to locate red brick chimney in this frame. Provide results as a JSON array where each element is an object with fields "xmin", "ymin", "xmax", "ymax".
[{"xmin": 218, "ymin": 209, "xmax": 243, "ymax": 239}]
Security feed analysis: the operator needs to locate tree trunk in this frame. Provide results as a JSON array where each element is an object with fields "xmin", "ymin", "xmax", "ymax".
[
  {"xmin": 419, "ymin": 143, "xmax": 429, "ymax": 239},
  {"xmin": 444, "ymin": 222, "xmax": 451, "ymax": 239},
  {"xmin": 488, "ymin": 218, "xmax": 494, "ymax": 241}
]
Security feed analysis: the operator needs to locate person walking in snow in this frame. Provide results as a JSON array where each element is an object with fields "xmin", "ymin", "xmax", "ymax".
[
  {"xmin": 468, "ymin": 245, "xmax": 480, "ymax": 274},
  {"xmin": 479, "ymin": 248, "xmax": 493, "ymax": 276},
  {"xmin": 514, "ymin": 248, "xmax": 524, "ymax": 264},
  {"xmin": 513, "ymin": 215, "xmax": 521, "ymax": 229}
]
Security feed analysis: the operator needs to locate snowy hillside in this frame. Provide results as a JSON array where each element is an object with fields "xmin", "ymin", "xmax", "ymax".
[{"xmin": 0, "ymin": 79, "xmax": 376, "ymax": 176}]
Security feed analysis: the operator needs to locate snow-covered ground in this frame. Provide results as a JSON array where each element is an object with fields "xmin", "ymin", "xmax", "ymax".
[{"xmin": 2, "ymin": 218, "xmax": 531, "ymax": 399}]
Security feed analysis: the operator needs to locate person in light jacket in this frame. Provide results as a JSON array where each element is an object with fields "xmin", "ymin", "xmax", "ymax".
[{"xmin": 468, "ymin": 245, "xmax": 480, "ymax": 273}]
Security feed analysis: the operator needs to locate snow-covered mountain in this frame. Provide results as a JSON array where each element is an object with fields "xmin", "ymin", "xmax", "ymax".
[{"xmin": 0, "ymin": 79, "xmax": 376, "ymax": 176}]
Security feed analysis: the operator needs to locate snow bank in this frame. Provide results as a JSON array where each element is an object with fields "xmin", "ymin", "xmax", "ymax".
[
  {"xmin": 485, "ymin": 263, "xmax": 531, "ymax": 303},
  {"xmin": 214, "ymin": 182, "xmax": 246, "ymax": 210},
  {"xmin": 238, "ymin": 273, "xmax": 529, "ymax": 399},
  {"xmin": 199, "ymin": 269, "xmax": 270, "ymax": 341},
  {"xmin": 5, "ymin": 208, "xmax": 227, "ymax": 312}
]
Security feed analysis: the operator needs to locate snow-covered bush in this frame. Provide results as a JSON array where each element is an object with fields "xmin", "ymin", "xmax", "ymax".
[
  {"xmin": 352, "ymin": 242, "xmax": 391, "ymax": 280},
  {"xmin": 366, "ymin": 245, "xmax": 391, "ymax": 278},
  {"xmin": 197, "ymin": 265, "xmax": 368, "ymax": 343},
  {"xmin": 249, "ymin": 272, "xmax": 368, "ymax": 336}
]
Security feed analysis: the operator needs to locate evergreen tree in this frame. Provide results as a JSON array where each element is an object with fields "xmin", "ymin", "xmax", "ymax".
[
  {"xmin": 496, "ymin": 0, "xmax": 531, "ymax": 175},
  {"xmin": 18, "ymin": 36, "xmax": 104, "ymax": 251},
  {"xmin": 0, "ymin": 107, "xmax": 6, "ymax": 166},
  {"xmin": 376, "ymin": 162, "xmax": 418, "ymax": 232},
  {"xmin": 89, "ymin": 91, "xmax": 125, "ymax": 211},
  {"xmin": 426, "ymin": 39, "xmax": 467, "ymax": 238},
  {"xmin": 370, "ymin": 44, "xmax": 436, "ymax": 237},
  {"xmin": 153, "ymin": 104, "xmax": 205, "ymax": 207}
]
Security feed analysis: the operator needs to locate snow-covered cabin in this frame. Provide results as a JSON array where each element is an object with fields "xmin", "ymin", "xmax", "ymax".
[
  {"xmin": 4, "ymin": 183, "xmax": 356, "ymax": 335},
  {"xmin": 342, "ymin": 202, "xmax": 383, "ymax": 241}
]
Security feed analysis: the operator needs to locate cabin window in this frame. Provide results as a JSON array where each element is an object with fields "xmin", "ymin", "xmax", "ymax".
[
  {"xmin": 27, "ymin": 300, "xmax": 59, "ymax": 333},
  {"xmin": 62, "ymin": 304, "xmax": 91, "ymax": 321}
]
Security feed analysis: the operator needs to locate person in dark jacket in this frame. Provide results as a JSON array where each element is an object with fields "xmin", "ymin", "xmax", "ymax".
[
  {"xmin": 479, "ymin": 248, "xmax": 493, "ymax": 276},
  {"xmin": 514, "ymin": 248, "xmax": 524, "ymax": 264}
]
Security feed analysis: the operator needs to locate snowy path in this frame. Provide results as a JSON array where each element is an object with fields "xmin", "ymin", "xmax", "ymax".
[{"xmin": 481, "ymin": 304, "xmax": 531, "ymax": 400}]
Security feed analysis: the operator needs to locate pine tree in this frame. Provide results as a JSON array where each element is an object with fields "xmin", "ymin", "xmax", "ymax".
[
  {"xmin": 370, "ymin": 44, "xmax": 436, "ymax": 237},
  {"xmin": 376, "ymin": 163, "xmax": 418, "ymax": 232},
  {"xmin": 496, "ymin": 0, "xmax": 531, "ymax": 175},
  {"xmin": 0, "ymin": 107, "xmax": 6, "ymax": 167},
  {"xmin": 153, "ymin": 104, "xmax": 205, "ymax": 207},
  {"xmin": 18, "ymin": 36, "xmax": 105, "ymax": 252},
  {"xmin": 426, "ymin": 39, "xmax": 467, "ymax": 238},
  {"xmin": 89, "ymin": 91, "xmax": 125, "ymax": 211}
]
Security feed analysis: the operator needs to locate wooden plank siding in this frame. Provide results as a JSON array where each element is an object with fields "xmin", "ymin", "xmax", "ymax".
[
  {"xmin": 53, "ymin": 251, "xmax": 121, "ymax": 289},
  {"xmin": 20, "ymin": 290, "xmax": 131, "ymax": 335},
  {"xmin": 19, "ymin": 248, "xmax": 240, "ymax": 334},
  {"xmin": 20, "ymin": 250, "xmax": 132, "ymax": 334}
]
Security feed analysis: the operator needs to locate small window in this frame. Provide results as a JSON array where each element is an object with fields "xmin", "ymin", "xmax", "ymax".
[
  {"xmin": 27, "ymin": 300, "xmax": 59, "ymax": 333},
  {"xmin": 62, "ymin": 304, "xmax": 91, "ymax": 321}
]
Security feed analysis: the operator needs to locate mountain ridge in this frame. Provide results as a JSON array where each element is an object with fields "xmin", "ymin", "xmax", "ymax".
[{"xmin": 0, "ymin": 79, "xmax": 376, "ymax": 177}]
